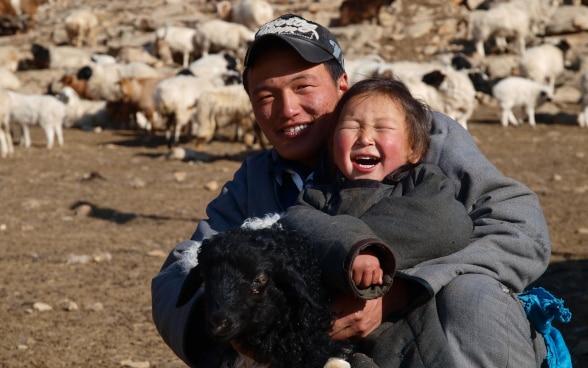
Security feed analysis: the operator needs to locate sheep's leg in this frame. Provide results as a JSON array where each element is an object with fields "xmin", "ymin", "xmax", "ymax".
[
  {"xmin": 500, "ymin": 107, "xmax": 510, "ymax": 127},
  {"xmin": 507, "ymin": 109, "xmax": 520, "ymax": 127},
  {"xmin": 475, "ymin": 40, "xmax": 485, "ymax": 58},
  {"xmin": 526, "ymin": 106, "xmax": 537, "ymax": 128},
  {"xmin": 44, "ymin": 125, "xmax": 55, "ymax": 148},
  {"xmin": 0, "ymin": 129, "xmax": 7, "ymax": 158},
  {"xmin": 55, "ymin": 124, "xmax": 64, "ymax": 146},
  {"xmin": 2, "ymin": 120, "xmax": 14, "ymax": 155},
  {"xmin": 182, "ymin": 52, "xmax": 189, "ymax": 68},
  {"xmin": 20, "ymin": 124, "xmax": 31, "ymax": 147}
]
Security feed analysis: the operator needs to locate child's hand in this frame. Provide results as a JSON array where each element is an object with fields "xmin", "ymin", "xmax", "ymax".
[{"xmin": 352, "ymin": 249, "xmax": 383, "ymax": 289}]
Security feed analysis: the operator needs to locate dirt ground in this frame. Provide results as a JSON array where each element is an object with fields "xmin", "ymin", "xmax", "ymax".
[{"xmin": 1, "ymin": 0, "xmax": 587, "ymax": 367}]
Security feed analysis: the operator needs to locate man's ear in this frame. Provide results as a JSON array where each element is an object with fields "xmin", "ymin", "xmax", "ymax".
[{"xmin": 339, "ymin": 73, "xmax": 350, "ymax": 96}]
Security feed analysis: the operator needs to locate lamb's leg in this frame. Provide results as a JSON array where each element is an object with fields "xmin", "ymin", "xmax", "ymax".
[
  {"xmin": 526, "ymin": 106, "xmax": 537, "ymax": 128},
  {"xmin": 21, "ymin": 124, "xmax": 31, "ymax": 147},
  {"xmin": 324, "ymin": 357, "xmax": 351, "ymax": 368},
  {"xmin": 44, "ymin": 125, "xmax": 55, "ymax": 149}
]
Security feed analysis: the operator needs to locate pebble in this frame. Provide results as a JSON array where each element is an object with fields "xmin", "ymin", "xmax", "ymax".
[
  {"xmin": 120, "ymin": 359, "xmax": 150, "ymax": 368},
  {"xmin": 33, "ymin": 302, "xmax": 53, "ymax": 312},
  {"xmin": 204, "ymin": 180, "xmax": 219, "ymax": 191}
]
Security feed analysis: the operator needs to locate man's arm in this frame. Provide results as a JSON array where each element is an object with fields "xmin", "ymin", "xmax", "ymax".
[{"xmin": 152, "ymin": 152, "xmax": 283, "ymax": 366}]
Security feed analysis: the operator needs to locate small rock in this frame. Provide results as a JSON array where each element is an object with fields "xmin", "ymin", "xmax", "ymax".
[
  {"xmin": 74, "ymin": 204, "xmax": 93, "ymax": 217},
  {"xmin": 0, "ymin": 223, "xmax": 6, "ymax": 231},
  {"xmin": 93, "ymin": 251, "xmax": 112, "ymax": 263},
  {"xmin": 147, "ymin": 250, "xmax": 167, "ymax": 258},
  {"xmin": 130, "ymin": 177, "xmax": 146, "ymax": 188},
  {"xmin": 166, "ymin": 147, "xmax": 186, "ymax": 160},
  {"xmin": 58, "ymin": 299, "xmax": 79, "ymax": 311},
  {"xmin": 174, "ymin": 171, "xmax": 187, "ymax": 182},
  {"xmin": 577, "ymin": 228, "xmax": 588, "ymax": 235},
  {"xmin": 33, "ymin": 302, "xmax": 53, "ymax": 312},
  {"xmin": 85, "ymin": 302, "xmax": 104, "ymax": 312},
  {"xmin": 120, "ymin": 359, "xmax": 150, "ymax": 368},
  {"xmin": 204, "ymin": 180, "xmax": 219, "ymax": 191},
  {"xmin": 17, "ymin": 344, "xmax": 28, "ymax": 350}
]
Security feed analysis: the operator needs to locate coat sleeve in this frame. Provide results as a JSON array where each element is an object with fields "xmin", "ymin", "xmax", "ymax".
[
  {"xmin": 281, "ymin": 202, "xmax": 397, "ymax": 300},
  {"xmin": 406, "ymin": 112, "xmax": 551, "ymax": 294},
  {"xmin": 152, "ymin": 152, "xmax": 282, "ymax": 367}
]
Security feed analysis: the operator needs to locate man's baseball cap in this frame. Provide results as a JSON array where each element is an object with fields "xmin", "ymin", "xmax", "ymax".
[{"xmin": 244, "ymin": 14, "xmax": 344, "ymax": 69}]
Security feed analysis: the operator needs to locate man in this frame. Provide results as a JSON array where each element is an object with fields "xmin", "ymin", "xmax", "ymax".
[{"xmin": 152, "ymin": 14, "xmax": 550, "ymax": 367}]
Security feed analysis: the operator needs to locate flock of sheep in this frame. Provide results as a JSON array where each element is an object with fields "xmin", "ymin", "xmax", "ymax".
[{"xmin": 0, "ymin": 0, "xmax": 587, "ymax": 160}]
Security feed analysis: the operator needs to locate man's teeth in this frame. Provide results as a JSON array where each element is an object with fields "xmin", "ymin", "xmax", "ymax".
[{"xmin": 284, "ymin": 125, "xmax": 308, "ymax": 133}]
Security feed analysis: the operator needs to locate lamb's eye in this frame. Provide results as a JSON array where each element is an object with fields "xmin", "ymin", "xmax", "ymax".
[{"xmin": 251, "ymin": 272, "xmax": 268, "ymax": 294}]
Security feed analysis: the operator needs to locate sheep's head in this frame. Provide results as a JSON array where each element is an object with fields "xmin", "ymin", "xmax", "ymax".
[{"xmin": 177, "ymin": 223, "xmax": 333, "ymax": 362}]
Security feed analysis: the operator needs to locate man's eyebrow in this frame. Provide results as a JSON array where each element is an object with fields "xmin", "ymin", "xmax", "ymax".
[{"xmin": 250, "ymin": 73, "xmax": 319, "ymax": 96}]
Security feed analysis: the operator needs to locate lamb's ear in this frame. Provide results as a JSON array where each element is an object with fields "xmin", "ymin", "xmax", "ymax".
[
  {"xmin": 176, "ymin": 265, "xmax": 203, "ymax": 308},
  {"xmin": 277, "ymin": 268, "xmax": 322, "ymax": 310}
]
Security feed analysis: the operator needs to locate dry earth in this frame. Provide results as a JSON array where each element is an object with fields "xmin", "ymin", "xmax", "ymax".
[{"xmin": 0, "ymin": 0, "xmax": 587, "ymax": 367}]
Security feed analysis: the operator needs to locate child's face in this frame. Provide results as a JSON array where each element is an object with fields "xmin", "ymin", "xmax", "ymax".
[{"xmin": 333, "ymin": 94, "xmax": 417, "ymax": 181}]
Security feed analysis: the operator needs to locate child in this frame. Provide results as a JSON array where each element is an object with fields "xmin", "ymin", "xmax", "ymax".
[{"xmin": 280, "ymin": 78, "xmax": 474, "ymax": 300}]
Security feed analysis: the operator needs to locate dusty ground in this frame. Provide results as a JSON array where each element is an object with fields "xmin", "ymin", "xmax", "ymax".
[{"xmin": 1, "ymin": 0, "xmax": 587, "ymax": 367}]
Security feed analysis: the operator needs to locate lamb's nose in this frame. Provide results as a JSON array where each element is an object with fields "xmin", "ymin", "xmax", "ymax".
[{"xmin": 210, "ymin": 313, "xmax": 233, "ymax": 336}]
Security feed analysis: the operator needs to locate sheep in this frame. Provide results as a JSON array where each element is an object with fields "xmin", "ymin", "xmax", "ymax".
[
  {"xmin": 376, "ymin": 61, "xmax": 478, "ymax": 130},
  {"xmin": 75, "ymin": 61, "xmax": 160, "ymax": 102},
  {"xmin": 6, "ymin": 91, "xmax": 65, "ymax": 148},
  {"xmin": 191, "ymin": 84, "xmax": 265, "ymax": 150},
  {"xmin": 117, "ymin": 75, "xmax": 170, "ymax": 133},
  {"xmin": 491, "ymin": 76, "xmax": 554, "ymax": 127},
  {"xmin": 57, "ymin": 86, "xmax": 108, "ymax": 129},
  {"xmin": 338, "ymin": 0, "xmax": 395, "ymax": 27},
  {"xmin": 0, "ymin": 0, "xmax": 47, "ymax": 30},
  {"xmin": 153, "ymin": 74, "xmax": 217, "ymax": 147},
  {"xmin": 503, "ymin": 0, "xmax": 560, "ymax": 36},
  {"xmin": 153, "ymin": 25, "xmax": 197, "ymax": 67},
  {"xmin": 519, "ymin": 39, "xmax": 571, "ymax": 91},
  {"xmin": 0, "ymin": 67, "xmax": 21, "ymax": 90},
  {"xmin": 188, "ymin": 52, "xmax": 239, "ymax": 79},
  {"xmin": 0, "ymin": 45, "xmax": 21, "ymax": 72},
  {"xmin": 117, "ymin": 46, "xmax": 164, "ymax": 68},
  {"xmin": 31, "ymin": 44, "xmax": 94, "ymax": 70},
  {"xmin": 216, "ymin": 0, "xmax": 274, "ymax": 30},
  {"xmin": 192, "ymin": 19, "xmax": 255, "ymax": 59},
  {"xmin": 64, "ymin": 8, "xmax": 99, "ymax": 47},
  {"xmin": 470, "ymin": 5, "xmax": 530, "ymax": 58},
  {"xmin": 176, "ymin": 217, "xmax": 353, "ymax": 368},
  {"xmin": 0, "ymin": 89, "xmax": 13, "ymax": 158}
]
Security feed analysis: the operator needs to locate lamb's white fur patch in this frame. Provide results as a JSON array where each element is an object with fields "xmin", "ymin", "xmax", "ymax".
[
  {"xmin": 240, "ymin": 213, "xmax": 283, "ymax": 230},
  {"xmin": 178, "ymin": 240, "xmax": 202, "ymax": 273}
]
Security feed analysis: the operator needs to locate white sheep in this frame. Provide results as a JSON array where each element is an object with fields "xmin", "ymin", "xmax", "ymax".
[
  {"xmin": 153, "ymin": 74, "xmax": 217, "ymax": 147},
  {"xmin": 57, "ymin": 86, "xmax": 108, "ymax": 129},
  {"xmin": 186, "ymin": 53, "xmax": 242, "ymax": 88},
  {"xmin": 192, "ymin": 19, "xmax": 255, "ymax": 59},
  {"xmin": 31, "ymin": 44, "xmax": 94, "ymax": 70},
  {"xmin": 77, "ymin": 61, "xmax": 161, "ymax": 102},
  {"xmin": 64, "ymin": 8, "xmax": 99, "ymax": 47},
  {"xmin": 377, "ymin": 61, "xmax": 477, "ymax": 130},
  {"xmin": 216, "ymin": 0, "xmax": 274, "ymax": 30},
  {"xmin": 191, "ymin": 84, "xmax": 260, "ymax": 150},
  {"xmin": 491, "ymin": 76, "xmax": 554, "ymax": 127},
  {"xmin": 519, "ymin": 40, "xmax": 570, "ymax": 91},
  {"xmin": 6, "ymin": 91, "xmax": 66, "ymax": 148},
  {"xmin": 504, "ymin": 0, "xmax": 560, "ymax": 36},
  {"xmin": 470, "ymin": 5, "xmax": 530, "ymax": 58},
  {"xmin": 153, "ymin": 25, "xmax": 197, "ymax": 67},
  {"xmin": 0, "ymin": 89, "xmax": 13, "ymax": 158}
]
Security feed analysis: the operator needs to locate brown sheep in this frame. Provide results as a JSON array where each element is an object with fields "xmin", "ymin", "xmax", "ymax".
[{"xmin": 338, "ymin": 0, "xmax": 395, "ymax": 27}]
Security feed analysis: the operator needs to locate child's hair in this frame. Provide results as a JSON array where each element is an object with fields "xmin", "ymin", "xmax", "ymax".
[{"xmin": 328, "ymin": 77, "xmax": 432, "ymax": 167}]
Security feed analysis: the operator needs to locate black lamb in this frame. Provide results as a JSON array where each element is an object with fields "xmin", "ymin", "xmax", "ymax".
[{"xmin": 176, "ymin": 222, "xmax": 353, "ymax": 368}]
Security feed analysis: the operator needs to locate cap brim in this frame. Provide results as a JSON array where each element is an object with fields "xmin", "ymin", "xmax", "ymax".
[{"xmin": 244, "ymin": 34, "xmax": 335, "ymax": 67}]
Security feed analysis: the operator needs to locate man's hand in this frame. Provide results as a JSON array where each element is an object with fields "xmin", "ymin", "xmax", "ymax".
[
  {"xmin": 330, "ymin": 294, "xmax": 383, "ymax": 339},
  {"xmin": 330, "ymin": 278, "xmax": 410, "ymax": 340}
]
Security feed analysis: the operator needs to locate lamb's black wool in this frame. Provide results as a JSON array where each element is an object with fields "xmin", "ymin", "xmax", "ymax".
[{"xmin": 177, "ymin": 223, "xmax": 351, "ymax": 368}]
